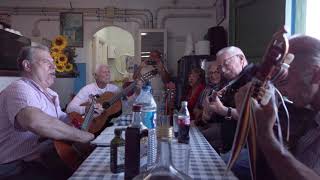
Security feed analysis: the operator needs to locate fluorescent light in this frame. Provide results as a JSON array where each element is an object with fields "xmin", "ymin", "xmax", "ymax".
[
  {"xmin": 140, "ymin": 32, "xmax": 147, "ymax": 36},
  {"xmin": 141, "ymin": 51, "xmax": 150, "ymax": 54},
  {"xmin": 141, "ymin": 55, "xmax": 150, "ymax": 57}
]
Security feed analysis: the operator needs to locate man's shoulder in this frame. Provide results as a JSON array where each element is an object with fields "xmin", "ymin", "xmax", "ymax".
[
  {"xmin": 78, "ymin": 83, "xmax": 96, "ymax": 91},
  {"xmin": 106, "ymin": 83, "xmax": 120, "ymax": 91},
  {"xmin": 1, "ymin": 79, "xmax": 31, "ymax": 94}
]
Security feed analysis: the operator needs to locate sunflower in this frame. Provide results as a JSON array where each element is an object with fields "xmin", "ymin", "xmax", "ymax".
[
  {"xmin": 52, "ymin": 35, "xmax": 68, "ymax": 50},
  {"xmin": 51, "ymin": 52, "xmax": 60, "ymax": 60},
  {"xmin": 50, "ymin": 46, "xmax": 62, "ymax": 54},
  {"xmin": 64, "ymin": 63, "xmax": 73, "ymax": 72},
  {"xmin": 54, "ymin": 59, "xmax": 60, "ymax": 66},
  {"xmin": 56, "ymin": 64, "xmax": 65, "ymax": 73},
  {"xmin": 57, "ymin": 54, "xmax": 68, "ymax": 65}
]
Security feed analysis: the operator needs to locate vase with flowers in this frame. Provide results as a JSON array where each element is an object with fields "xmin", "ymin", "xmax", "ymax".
[{"xmin": 50, "ymin": 35, "xmax": 79, "ymax": 77}]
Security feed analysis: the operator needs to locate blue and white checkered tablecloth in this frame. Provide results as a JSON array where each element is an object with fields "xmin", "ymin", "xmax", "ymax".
[
  {"xmin": 70, "ymin": 124, "xmax": 237, "ymax": 180},
  {"xmin": 113, "ymin": 114, "xmax": 132, "ymax": 126}
]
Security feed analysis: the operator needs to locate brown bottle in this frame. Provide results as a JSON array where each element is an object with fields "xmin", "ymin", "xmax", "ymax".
[{"xmin": 110, "ymin": 128, "xmax": 125, "ymax": 173}]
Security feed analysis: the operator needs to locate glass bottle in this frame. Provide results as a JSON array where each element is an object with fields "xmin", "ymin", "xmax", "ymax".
[
  {"xmin": 178, "ymin": 101, "xmax": 190, "ymax": 144},
  {"xmin": 110, "ymin": 128, "xmax": 125, "ymax": 173},
  {"xmin": 133, "ymin": 138, "xmax": 192, "ymax": 180}
]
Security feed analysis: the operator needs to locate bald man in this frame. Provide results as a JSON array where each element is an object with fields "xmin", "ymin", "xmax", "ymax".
[{"xmin": 66, "ymin": 64, "xmax": 119, "ymax": 115}]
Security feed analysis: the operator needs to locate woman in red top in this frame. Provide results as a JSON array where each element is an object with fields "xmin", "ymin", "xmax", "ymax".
[{"xmin": 183, "ymin": 68, "xmax": 205, "ymax": 120}]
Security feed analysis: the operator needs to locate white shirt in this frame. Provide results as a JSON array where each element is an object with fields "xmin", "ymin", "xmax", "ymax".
[{"xmin": 66, "ymin": 83, "xmax": 119, "ymax": 115}]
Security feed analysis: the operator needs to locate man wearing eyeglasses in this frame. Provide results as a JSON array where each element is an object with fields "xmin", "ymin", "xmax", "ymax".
[{"xmin": 205, "ymin": 46, "xmax": 254, "ymax": 150}]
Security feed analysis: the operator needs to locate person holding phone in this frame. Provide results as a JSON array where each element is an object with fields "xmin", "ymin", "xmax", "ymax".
[{"xmin": 133, "ymin": 50, "xmax": 171, "ymax": 91}]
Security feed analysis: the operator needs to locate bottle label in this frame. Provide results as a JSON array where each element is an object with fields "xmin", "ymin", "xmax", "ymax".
[
  {"xmin": 142, "ymin": 111, "xmax": 156, "ymax": 129},
  {"xmin": 117, "ymin": 146, "xmax": 125, "ymax": 165},
  {"xmin": 178, "ymin": 117, "xmax": 190, "ymax": 125}
]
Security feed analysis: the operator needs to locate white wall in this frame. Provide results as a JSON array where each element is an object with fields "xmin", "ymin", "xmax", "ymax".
[
  {"xmin": 0, "ymin": 0, "xmax": 229, "ymax": 107},
  {"xmin": 0, "ymin": 77, "xmax": 20, "ymax": 92}
]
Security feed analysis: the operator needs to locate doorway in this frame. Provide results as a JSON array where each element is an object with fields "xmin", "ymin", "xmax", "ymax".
[{"xmin": 92, "ymin": 26, "xmax": 135, "ymax": 86}]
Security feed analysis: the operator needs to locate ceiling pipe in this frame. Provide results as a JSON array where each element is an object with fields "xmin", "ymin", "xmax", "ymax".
[
  {"xmin": 0, "ymin": 6, "xmax": 151, "ymax": 27},
  {"xmin": 160, "ymin": 13, "xmax": 212, "ymax": 28},
  {"xmin": 0, "ymin": 6, "xmax": 153, "ymax": 27},
  {"xmin": 154, "ymin": 1, "xmax": 216, "ymax": 28},
  {"xmin": 31, "ymin": 17, "xmax": 143, "ymax": 37},
  {"xmin": 118, "ymin": 8, "xmax": 153, "ymax": 28},
  {"xmin": 115, "ymin": 10, "xmax": 149, "ymax": 28}
]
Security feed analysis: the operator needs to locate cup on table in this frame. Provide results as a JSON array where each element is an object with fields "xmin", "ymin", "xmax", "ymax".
[
  {"xmin": 156, "ymin": 115, "xmax": 173, "ymax": 139},
  {"xmin": 170, "ymin": 141, "xmax": 190, "ymax": 175},
  {"xmin": 172, "ymin": 112, "xmax": 179, "ymax": 138}
]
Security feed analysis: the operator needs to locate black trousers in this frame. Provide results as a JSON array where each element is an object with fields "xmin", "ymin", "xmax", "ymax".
[{"xmin": 0, "ymin": 146, "xmax": 72, "ymax": 180}]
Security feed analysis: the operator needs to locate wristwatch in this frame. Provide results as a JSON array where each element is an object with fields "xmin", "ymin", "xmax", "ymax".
[{"xmin": 225, "ymin": 107, "xmax": 232, "ymax": 120}]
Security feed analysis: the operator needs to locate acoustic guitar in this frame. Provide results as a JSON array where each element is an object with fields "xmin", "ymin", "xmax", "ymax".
[
  {"xmin": 54, "ymin": 95, "xmax": 97, "ymax": 170},
  {"xmin": 79, "ymin": 69, "xmax": 158, "ymax": 135},
  {"xmin": 54, "ymin": 70, "xmax": 158, "ymax": 170}
]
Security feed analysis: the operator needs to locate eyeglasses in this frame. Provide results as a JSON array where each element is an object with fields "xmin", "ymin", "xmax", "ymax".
[
  {"xmin": 222, "ymin": 55, "xmax": 238, "ymax": 66},
  {"xmin": 220, "ymin": 54, "xmax": 239, "ymax": 72},
  {"xmin": 208, "ymin": 70, "xmax": 220, "ymax": 75}
]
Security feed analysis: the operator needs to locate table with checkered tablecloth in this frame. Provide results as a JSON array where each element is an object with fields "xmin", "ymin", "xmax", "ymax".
[{"xmin": 70, "ymin": 115, "xmax": 238, "ymax": 180}]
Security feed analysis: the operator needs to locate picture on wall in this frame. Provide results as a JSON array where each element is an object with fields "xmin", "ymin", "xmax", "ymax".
[{"xmin": 60, "ymin": 12, "xmax": 83, "ymax": 47}]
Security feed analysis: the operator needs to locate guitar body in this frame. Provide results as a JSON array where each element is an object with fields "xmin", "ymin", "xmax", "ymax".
[
  {"xmin": 89, "ymin": 91, "xmax": 122, "ymax": 134},
  {"xmin": 54, "ymin": 112, "xmax": 96, "ymax": 170},
  {"xmin": 71, "ymin": 92, "xmax": 122, "ymax": 134},
  {"xmin": 54, "ymin": 140, "xmax": 84, "ymax": 171},
  {"xmin": 55, "ymin": 70, "xmax": 158, "ymax": 171}
]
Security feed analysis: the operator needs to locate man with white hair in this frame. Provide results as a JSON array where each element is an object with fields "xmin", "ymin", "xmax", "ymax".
[
  {"xmin": 206, "ymin": 46, "xmax": 254, "ymax": 152},
  {"xmin": 66, "ymin": 64, "xmax": 119, "ymax": 115}
]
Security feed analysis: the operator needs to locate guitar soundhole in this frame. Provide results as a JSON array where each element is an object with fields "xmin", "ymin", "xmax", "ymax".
[{"xmin": 103, "ymin": 102, "xmax": 111, "ymax": 109}]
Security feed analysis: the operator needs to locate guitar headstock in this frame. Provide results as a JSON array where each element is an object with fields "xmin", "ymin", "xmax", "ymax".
[
  {"xmin": 257, "ymin": 27, "xmax": 289, "ymax": 83},
  {"xmin": 140, "ymin": 69, "xmax": 158, "ymax": 82}
]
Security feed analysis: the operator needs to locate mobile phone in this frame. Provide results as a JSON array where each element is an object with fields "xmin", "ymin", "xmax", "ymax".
[{"xmin": 145, "ymin": 59, "xmax": 157, "ymax": 65}]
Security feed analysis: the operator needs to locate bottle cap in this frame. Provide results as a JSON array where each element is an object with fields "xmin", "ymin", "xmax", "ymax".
[
  {"xmin": 132, "ymin": 104, "xmax": 142, "ymax": 112},
  {"xmin": 114, "ymin": 128, "xmax": 122, "ymax": 136},
  {"xmin": 142, "ymin": 81, "xmax": 152, "ymax": 91},
  {"xmin": 181, "ymin": 101, "xmax": 188, "ymax": 106}
]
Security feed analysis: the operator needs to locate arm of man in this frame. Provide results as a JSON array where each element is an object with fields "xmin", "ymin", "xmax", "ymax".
[
  {"xmin": 205, "ymin": 95, "xmax": 239, "ymax": 120},
  {"xmin": 16, "ymin": 106, "xmax": 94, "ymax": 143},
  {"xmin": 155, "ymin": 61, "xmax": 171, "ymax": 84},
  {"xmin": 133, "ymin": 61, "xmax": 146, "ymax": 80},
  {"xmin": 258, "ymin": 129, "xmax": 320, "ymax": 180},
  {"xmin": 66, "ymin": 96, "xmax": 86, "ymax": 115},
  {"xmin": 235, "ymin": 84, "xmax": 320, "ymax": 180}
]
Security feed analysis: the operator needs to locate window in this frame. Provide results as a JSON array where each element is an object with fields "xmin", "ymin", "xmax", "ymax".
[{"xmin": 306, "ymin": 0, "xmax": 320, "ymax": 39}]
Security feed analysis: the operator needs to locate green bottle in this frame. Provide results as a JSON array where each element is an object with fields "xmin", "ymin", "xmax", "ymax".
[{"xmin": 110, "ymin": 128, "xmax": 125, "ymax": 173}]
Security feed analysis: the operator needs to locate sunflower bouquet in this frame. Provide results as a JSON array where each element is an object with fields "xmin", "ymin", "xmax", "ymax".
[{"xmin": 50, "ymin": 35, "xmax": 78, "ymax": 76}]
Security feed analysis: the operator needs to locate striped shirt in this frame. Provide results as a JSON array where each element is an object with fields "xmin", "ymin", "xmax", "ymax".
[{"xmin": 0, "ymin": 78, "xmax": 68, "ymax": 164}]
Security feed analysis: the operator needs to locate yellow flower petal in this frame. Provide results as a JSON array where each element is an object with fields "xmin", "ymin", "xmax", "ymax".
[
  {"xmin": 52, "ymin": 35, "xmax": 68, "ymax": 50},
  {"xmin": 64, "ymin": 63, "xmax": 73, "ymax": 72},
  {"xmin": 56, "ymin": 64, "xmax": 65, "ymax": 72},
  {"xmin": 57, "ymin": 54, "xmax": 68, "ymax": 65}
]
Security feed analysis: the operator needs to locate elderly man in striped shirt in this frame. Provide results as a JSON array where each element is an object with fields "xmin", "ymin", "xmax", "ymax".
[{"xmin": 0, "ymin": 45, "xmax": 94, "ymax": 179}]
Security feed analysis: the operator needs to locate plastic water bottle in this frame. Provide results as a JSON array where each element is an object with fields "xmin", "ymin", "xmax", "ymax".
[
  {"xmin": 178, "ymin": 101, "xmax": 190, "ymax": 144},
  {"xmin": 134, "ymin": 82, "xmax": 157, "ymax": 169}
]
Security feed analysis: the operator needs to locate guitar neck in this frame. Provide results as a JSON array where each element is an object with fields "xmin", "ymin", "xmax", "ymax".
[
  {"xmin": 104, "ymin": 81, "xmax": 137, "ymax": 108},
  {"xmin": 81, "ymin": 100, "xmax": 96, "ymax": 131}
]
